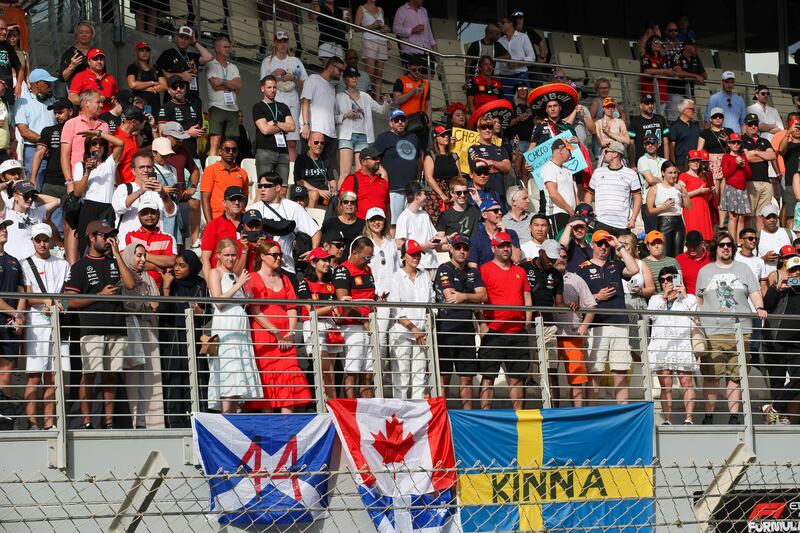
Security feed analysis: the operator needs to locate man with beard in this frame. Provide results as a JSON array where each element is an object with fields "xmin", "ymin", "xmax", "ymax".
[
  {"xmin": 64, "ymin": 220, "xmax": 135, "ymax": 429},
  {"xmin": 627, "ymin": 93, "xmax": 670, "ymax": 162},
  {"xmin": 199, "ymin": 137, "xmax": 248, "ymax": 222},
  {"xmin": 155, "ymin": 25, "xmax": 213, "ymax": 106},
  {"xmin": 300, "ymin": 57, "xmax": 343, "ymax": 170},
  {"xmin": 125, "ymin": 200, "xmax": 177, "ymax": 290},
  {"xmin": 15, "ymin": 69, "xmax": 57, "ymax": 187},
  {"xmin": 372, "ymin": 110, "xmax": 420, "ymax": 224},
  {"xmin": 199, "ymin": 185, "xmax": 246, "ymax": 280},
  {"xmin": 339, "ymin": 145, "xmax": 390, "ymax": 220},
  {"xmin": 436, "ymin": 176, "xmax": 480, "ymax": 238},
  {"xmin": 157, "ymin": 76, "xmax": 204, "ymax": 158},
  {"xmin": 392, "ymin": 55, "xmax": 431, "ymax": 150},
  {"xmin": 68, "ymin": 48, "xmax": 118, "ymax": 113}
]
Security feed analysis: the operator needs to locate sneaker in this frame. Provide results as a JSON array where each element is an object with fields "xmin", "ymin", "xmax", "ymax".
[
  {"xmin": 762, "ymin": 404, "xmax": 780, "ymax": 425},
  {"xmin": 80, "ymin": 423, "xmax": 94, "ymax": 430},
  {"xmin": 102, "ymin": 422, "xmax": 114, "ymax": 430},
  {"xmin": 778, "ymin": 417, "xmax": 791, "ymax": 426},
  {"xmin": 702, "ymin": 414, "xmax": 714, "ymax": 425},
  {"xmin": 27, "ymin": 423, "xmax": 40, "ymax": 431},
  {"xmin": 662, "ymin": 420, "xmax": 671, "ymax": 426},
  {"xmin": 728, "ymin": 414, "xmax": 742, "ymax": 425},
  {"xmin": 684, "ymin": 418, "xmax": 694, "ymax": 425}
]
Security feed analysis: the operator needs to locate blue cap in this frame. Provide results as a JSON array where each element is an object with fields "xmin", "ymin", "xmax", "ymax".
[
  {"xmin": 389, "ymin": 109, "xmax": 407, "ymax": 121},
  {"xmin": 242, "ymin": 209, "xmax": 262, "ymax": 225},
  {"xmin": 29, "ymin": 68, "xmax": 57, "ymax": 84},
  {"xmin": 480, "ymin": 199, "xmax": 501, "ymax": 212}
]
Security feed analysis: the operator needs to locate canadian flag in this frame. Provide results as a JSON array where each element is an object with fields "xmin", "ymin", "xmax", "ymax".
[{"xmin": 327, "ymin": 397, "xmax": 456, "ymax": 498}]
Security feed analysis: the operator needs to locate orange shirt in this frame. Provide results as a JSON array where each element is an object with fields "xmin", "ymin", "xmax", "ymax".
[
  {"xmin": 199, "ymin": 161, "xmax": 249, "ymax": 220},
  {"xmin": 772, "ymin": 129, "xmax": 788, "ymax": 175},
  {"xmin": 395, "ymin": 75, "xmax": 429, "ymax": 116}
]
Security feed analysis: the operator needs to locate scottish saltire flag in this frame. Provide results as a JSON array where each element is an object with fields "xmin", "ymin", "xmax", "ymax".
[
  {"xmin": 450, "ymin": 403, "xmax": 655, "ymax": 532},
  {"xmin": 328, "ymin": 397, "xmax": 458, "ymax": 532},
  {"xmin": 192, "ymin": 412, "xmax": 336, "ymax": 527}
]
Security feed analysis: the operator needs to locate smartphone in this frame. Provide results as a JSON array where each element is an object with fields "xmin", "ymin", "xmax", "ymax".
[
  {"xmin": 673, "ymin": 273, "xmax": 682, "ymax": 287},
  {"xmin": 144, "ymin": 105, "xmax": 152, "ymax": 115},
  {"xmin": 431, "ymin": 238, "xmax": 441, "ymax": 244},
  {"xmin": 606, "ymin": 282, "xmax": 617, "ymax": 291}
]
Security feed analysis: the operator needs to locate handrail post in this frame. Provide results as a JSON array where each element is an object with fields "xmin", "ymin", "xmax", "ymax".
[
  {"xmin": 184, "ymin": 307, "xmax": 200, "ymax": 415},
  {"xmin": 49, "ymin": 309, "xmax": 67, "ymax": 470},
  {"xmin": 271, "ymin": 1, "xmax": 277, "ymax": 39},
  {"xmin": 734, "ymin": 320, "xmax": 755, "ymax": 452},
  {"xmin": 309, "ymin": 310, "xmax": 326, "ymax": 412},
  {"xmin": 534, "ymin": 316, "xmax": 551, "ymax": 408},
  {"xmin": 369, "ymin": 311, "xmax": 384, "ymax": 399},
  {"xmin": 638, "ymin": 319, "xmax": 654, "ymax": 404},
  {"xmin": 426, "ymin": 313, "xmax": 441, "ymax": 398}
]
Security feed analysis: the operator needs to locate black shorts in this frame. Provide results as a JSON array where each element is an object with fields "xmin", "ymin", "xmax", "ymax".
[
  {"xmin": 0, "ymin": 325, "xmax": 18, "ymax": 360},
  {"xmin": 478, "ymin": 330, "xmax": 530, "ymax": 379},
  {"xmin": 437, "ymin": 330, "xmax": 477, "ymax": 376}
]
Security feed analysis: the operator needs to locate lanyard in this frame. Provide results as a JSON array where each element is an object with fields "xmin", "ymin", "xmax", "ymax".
[
  {"xmin": 174, "ymin": 47, "xmax": 192, "ymax": 69},
  {"xmin": 265, "ymin": 102, "xmax": 280, "ymax": 122}
]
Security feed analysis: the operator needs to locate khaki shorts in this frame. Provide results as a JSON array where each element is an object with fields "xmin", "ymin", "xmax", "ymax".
[
  {"xmin": 588, "ymin": 325, "xmax": 632, "ymax": 372},
  {"xmin": 80, "ymin": 334, "xmax": 127, "ymax": 374},
  {"xmin": 701, "ymin": 333, "xmax": 750, "ymax": 380},
  {"xmin": 208, "ymin": 106, "xmax": 239, "ymax": 138},
  {"xmin": 529, "ymin": 323, "xmax": 558, "ymax": 370},
  {"xmin": 747, "ymin": 181, "xmax": 773, "ymax": 216}
]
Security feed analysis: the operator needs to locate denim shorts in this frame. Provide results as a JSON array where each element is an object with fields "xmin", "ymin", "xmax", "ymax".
[{"xmin": 339, "ymin": 132, "xmax": 369, "ymax": 152}]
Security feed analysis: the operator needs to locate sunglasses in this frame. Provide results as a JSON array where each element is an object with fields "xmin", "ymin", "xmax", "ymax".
[
  {"xmin": 746, "ymin": 121, "xmax": 759, "ymax": 126},
  {"xmin": 330, "ymin": 241, "xmax": 345, "ymax": 248},
  {"xmin": 379, "ymin": 250, "xmax": 386, "ymax": 265},
  {"xmin": 265, "ymin": 252, "xmax": 283, "ymax": 259},
  {"xmin": 659, "ymin": 275, "xmax": 674, "ymax": 283},
  {"xmin": 363, "ymin": 255, "xmax": 373, "ymax": 262},
  {"xmin": 742, "ymin": 236, "xmax": 757, "ymax": 241},
  {"xmin": 711, "ymin": 114, "xmax": 724, "ymax": 119},
  {"xmin": 727, "ymin": 97, "xmax": 732, "ymax": 108},
  {"xmin": 484, "ymin": 208, "xmax": 502, "ymax": 214},
  {"xmin": 392, "ymin": 117, "xmax": 407, "ymax": 123},
  {"xmin": 475, "ymin": 168, "xmax": 491, "ymax": 176},
  {"xmin": 759, "ymin": 91, "xmax": 770, "ymax": 96},
  {"xmin": 221, "ymin": 146, "xmax": 238, "ymax": 153},
  {"xmin": 22, "ymin": 193, "xmax": 37, "ymax": 202},
  {"xmin": 453, "ymin": 244, "xmax": 470, "ymax": 251},
  {"xmin": 258, "ymin": 182, "xmax": 277, "ymax": 188},
  {"xmin": 453, "ymin": 190, "xmax": 467, "ymax": 196},
  {"xmin": 341, "ymin": 199, "xmax": 356, "ymax": 205},
  {"xmin": 718, "ymin": 242, "xmax": 735, "ymax": 249},
  {"xmin": 171, "ymin": 84, "xmax": 188, "ymax": 90},
  {"xmin": 311, "ymin": 140, "xmax": 325, "ymax": 145},
  {"xmin": 667, "ymin": 29, "xmax": 678, "ymax": 33},
  {"xmin": 572, "ymin": 225, "xmax": 587, "ymax": 231},
  {"xmin": 553, "ymin": 75, "xmax": 567, "ymax": 81},
  {"xmin": 478, "ymin": 125, "xmax": 493, "ymax": 130},
  {"xmin": 594, "ymin": 240, "xmax": 611, "ymax": 248}
]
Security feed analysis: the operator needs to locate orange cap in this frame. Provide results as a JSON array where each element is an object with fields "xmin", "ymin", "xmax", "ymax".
[
  {"xmin": 646, "ymin": 230, "xmax": 665, "ymax": 244},
  {"xmin": 591, "ymin": 229, "xmax": 613, "ymax": 243},
  {"xmin": 602, "ymin": 97, "xmax": 617, "ymax": 107}
]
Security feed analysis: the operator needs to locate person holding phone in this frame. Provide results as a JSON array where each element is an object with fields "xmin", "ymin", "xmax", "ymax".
[
  {"xmin": 394, "ymin": 181, "xmax": 441, "ymax": 274},
  {"xmin": 126, "ymin": 41, "xmax": 167, "ymax": 119}
]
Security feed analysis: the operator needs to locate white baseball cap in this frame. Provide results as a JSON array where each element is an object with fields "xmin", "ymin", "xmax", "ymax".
[
  {"xmin": 365, "ymin": 207, "xmax": 385, "ymax": 220},
  {"xmin": 31, "ymin": 223, "xmax": 52, "ymax": 239},
  {"xmin": 0, "ymin": 159, "xmax": 22, "ymax": 174},
  {"xmin": 138, "ymin": 198, "xmax": 160, "ymax": 212},
  {"xmin": 152, "ymin": 137, "xmax": 175, "ymax": 156},
  {"xmin": 787, "ymin": 256, "xmax": 800, "ymax": 271},
  {"xmin": 721, "ymin": 70, "xmax": 736, "ymax": 81}
]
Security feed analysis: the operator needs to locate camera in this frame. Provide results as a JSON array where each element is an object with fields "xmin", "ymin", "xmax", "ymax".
[{"xmin": 788, "ymin": 277, "xmax": 800, "ymax": 287}]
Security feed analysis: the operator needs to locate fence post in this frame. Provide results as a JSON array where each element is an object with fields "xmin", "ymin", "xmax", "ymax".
[
  {"xmin": 638, "ymin": 319, "xmax": 654, "ymax": 404},
  {"xmin": 309, "ymin": 310, "xmax": 326, "ymax": 412},
  {"xmin": 534, "ymin": 316, "xmax": 551, "ymax": 408},
  {"xmin": 426, "ymin": 313, "xmax": 441, "ymax": 398},
  {"xmin": 49, "ymin": 309, "xmax": 67, "ymax": 470},
  {"xmin": 734, "ymin": 320, "xmax": 755, "ymax": 451},
  {"xmin": 369, "ymin": 312, "xmax": 384, "ymax": 399},
  {"xmin": 184, "ymin": 307, "xmax": 200, "ymax": 415}
]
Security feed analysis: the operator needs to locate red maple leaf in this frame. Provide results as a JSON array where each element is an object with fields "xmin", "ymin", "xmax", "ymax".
[{"xmin": 371, "ymin": 415, "xmax": 415, "ymax": 465}]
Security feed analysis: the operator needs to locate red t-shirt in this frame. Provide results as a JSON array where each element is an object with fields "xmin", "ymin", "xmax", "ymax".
[
  {"xmin": 200, "ymin": 214, "xmax": 242, "ymax": 267},
  {"xmin": 126, "ymin": 226, "xmax": 176, "ymax": 288},
  {"xmin": 479, "ymin": 260, "xmax": 530, "ymax": 333},
  {"xmin": 466, "ymin": 74, "xmax": 503, "ymax": 110},
  {"xmin": 333, "ymin": 260, "xmax": 376, "ymax": 324},
  {"xmin": 676, "ymin": 249, "xmax": 711, "ymax": 295},
  {"xmin": 69, "ymin": 70, "xmax": 118, "ymax": 113},
  {"xmin": 340, "ymin": 170, "xmax": 390, "ymax": 219},
  {"xmin": 115, "ymin": 128, "xmax": 139, "ymax": 184}
]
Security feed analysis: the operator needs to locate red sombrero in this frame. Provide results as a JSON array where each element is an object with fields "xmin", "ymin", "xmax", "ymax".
[
  {"xmin": 527, "ymin": 83, "xmax": 579, "ymax": 119},
  {"xmin": 467, "ymin": 99, "xmax": 514, "ymax": 130}
]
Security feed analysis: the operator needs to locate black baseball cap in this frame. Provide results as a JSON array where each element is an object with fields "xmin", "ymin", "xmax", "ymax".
[
  {"xmin": 224, "ymin": 186, "xmax": 246, "ymax": 200},
  {"xmin": 360, "ymin": 146, "xmax": 381, "ymax": 161},
  {"xmin": 168, "ymin": 75, "xmax": 187, "ymax": 88},
  {"xmin": 123, "ymin": 106, "xmax": 145, "ymax": 121},
  {"xmin": 686, "ymin": 230, "xmax": 704, "ymax": 247},
  {"xmin": 641, "ymin": 94, "xmax": 655, "ymax": 104},
  {"xmin": 291, "ymin": 184, "xmax": 309, "ymax": 199},
  {"xmin": 744, "ymin": 113, "xmax": 759, "ymax": 124},
  {"xmin": 48, "ymin": 98, "xmax": 72, "ymax": 111},
  {"xmin": 343, "ymin": 66, "xmax": 360, "ymax": 78}
]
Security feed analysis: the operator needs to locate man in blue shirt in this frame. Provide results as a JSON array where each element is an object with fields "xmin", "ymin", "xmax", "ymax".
[
  {"xmin": 15, "ymin": 69, "xmax": 58, "ymax": 188},
  {"xmin": 704, "ymin": 71, "xmax": 747, "ymax": 133},
  {"xmin": 467, "ymin": 199, "xmax": 521, "ymax": 267}
]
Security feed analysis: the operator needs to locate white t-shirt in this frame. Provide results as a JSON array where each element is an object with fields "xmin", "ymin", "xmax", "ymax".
[
  {"xmin": 206, "ymin": 59, "xmax": 241, "ymax": 112},
  {"xmin": 111, "ymin": 182, "xmax": 176, "ymax": 248},
  {"xmin": 3, "ymin": 203, "xmax": 48, "ymax": 261},
  {"xmin": 588, "ymin": 165, "xmax": 642, "ymax": 229},
  {"xmin": 300, "ymin": 74, "xmax": 337, "ymax": 138},
  {"xmin": 249, "ymin": 198, "xmax": 320, "ymax": 274},
  {"xmin": 758, "ymin": 228, "xmax": 792, "ymax": 276},
  {"xmin": 637, "ymin": 153, "xmax": 666, "ymax": 198},
  {"xmin": 540, "ymin": 160, "xmax": 576, "ymax": 216},
  {"xmin": 521, "ymin": 239, "xmax": 544, "ymax": 260},
  {"xmin": 72, "ymin": 155, "xmax": 118, "ymax": 204},
  {"xmin": 747, "ymin": 103, "xmax": 783, "ymax": 142},
  {"xmin": 735, "ymin": 252, "xmax": 767, "ymax": 282},
  {"xmin": 368, "ymin": 237, "xmax": 399, "ymax": 295},
  {"xmin": 395, "ymin": 207, "xmax": 437, "ymax": 269},
  {"xmin": 259, "ymin": 55, "xmax": 308, "ymax": 108},
  {"xmin": 21, "ymin": 254, "xmax": 70, "ymax": 326}
]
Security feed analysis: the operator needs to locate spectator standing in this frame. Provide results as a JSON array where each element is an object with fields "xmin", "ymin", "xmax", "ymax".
[
  {"xmin": 433, "ymin": 233, "xmax": 485, "ymax": 408},
  {"xmin": 392, "ymin": 0, "xmax": 436, "ymax": 66},
  {"xmin": 160, "ymin": 122, "xmax": 201, "ymax": 246},
  {"xmin": 559, "ymin": 213, "xmax": 593, "ymax": 272},
  {"xmin": 507, "ymin": 83, "xmax": 536, "ymax": 152},
  {"xmin": 125, "ymin": 200, "xmax": 178, "ymax": 290},
  {"xmin": 207, "ymin": 238, "xmax": 261, "ymax": 414},
  {"xmin": 301, "ymin": 57, "xmax": 343, "ymax": 170},
  {"xmin": 259, "ymin": 32, "xmax": 307, "ymax": 162},
  {"xmin": 200, "ymin": 138, "xmax": 249, "ymax": 222},
  {"xmin": 643, "ymin": 230, "xmax": 682, "ymax": 292},
  {"xmin": 618, "ymin": 233, "xmax": 655, "ymax": 323},
  {"xmin": 60, "ymin": 91, "xmax": 108, "ymax": 185},
  {"xmin": 585, "ymin": 142, "xmax": 642, "ymax": 235},
  {"xmin": 68, "ymin": 48, "xmax": 117, "ymax": 113},
  {"xmin": 392, "ymin": 58, "xmax": 431, "ymax": 152},
  {"xmin": 445, "ymin": 102, "xmax": 467, "ymax": 129},
  {"xmin": 205, "ymin": 36, "xmax": 242, "ymax": 156},
  {"xmin": 477, "ymin": 231, "xmax": 532, "ymax": 410},
  {"xmin": 676, "ymin": 15, "xmax": 695, "ymax": 42},
  {"xmin": 0, "ymin": 217, "xmax": 21, "ymax": 417},
  {"xmin": 589, "ymin": 79, "xmax": 625, "ymax": 133},
  {"xmin": 594, "ymin": 98, "xmax": 631, "ymax": 153},
  {"xmin": 363, "ymin": 206, "xmax": 396, "ymax": 359},
  {"xmin": 21, "ymin": 224, "xmax": 69, "ymax": 430},
  {"xmin": 779, "ymin": 118, "xmax": 800, "ymax": 229},
  {"xmin": 574, "ymin": 230, "xmax": 640, "ymax": 403},
  {"xmin": 321, "ymin": 190, "xmax": 365, "ymax": 253},
  {"xmin": 422, "ymin": 126, "xmax": 459, "ymax": 225},
  {"xmin": 640, "ymin": 36, "xmax": 670, "ymax": 114},
  {"xmin": 661, "ymin": 22, "xmax": 683, "ymax": 60},
  {"xmin": 388, "ymin": 239, "xmax": 434, "ymax": 399},
  {"xmin": 0, "ymin": 181, "xmax": 60, "ymax": 261},
  {"xmin": 679, "ymin": 154, "xmax": 714, "ymax": 241},
  {"xmin": 697, "ymin": 107, "xmax": 732, "ymax": 186},
  {"xmin": 704, "ymin": 72, "xmax": 747, "ymax": 133},
  {"xmin": 696, "ymin": 232, "xmax": 767, "ymax": 425},
  {"xmin": 466, "ymin": 160, "xmax": 503, "ymax": 213},
  {"xmin": 541, "ymin": 138, "xmax": 578, "ymax": 232},
  {"xmin": 496, "ymin": 14, "xmax": 534, "ymax": 98},
  {"xmin": 59, "ymin": 22, "xmax": 94, "ymax": 85},
  {"xmin": 669, "ymin": 99, "xmax": 701, "ymax": 168},
  {"xmin": 294, "ymin": 131, "xmax": 336, "ymax": 208},
  {"xmin": 126, "ymin": 41, "xmax": 166, "ymax": 118},
  {"xmin": 151, "ymin": 137, "xmax": 183, "ymax": 248},
  {"xmin": 465, "ymin": 56, "xmax": 503, "ymax": 114},
  {"xmin": 748, "ymin": 85, "xmax": 783, "ymax": 142},
  {"xmin": 637, "ymin": 135, "xmax": 668, "ymax": 232},
  {"xmin": 436, "ymin": 176, "xmax": 481, "ymax": 238},
  {"xmin": 468, "ymin": 116, "xmax": 511, "ymax": 203},
  {"xmin": 65, "ymin": 221, "xmax": 135, "ymax": 430},
  {"xmin": 464, "ymin": 23, "xmax": 510, "ymax": 78},
  {"xmin": 339, "ymin": 146, "xmax": 390, "ymax": 219},
  {"xmin": 394, "ymin": 181, "xmax": 439, "ymax": 271},
  {"xmin": 531, "ymin": 99, "xmax": 577, "ymax": 148},
  {"xmin": 721, "ymin": 133, "xmax": 752, "ymax": 238},
  {"xmin": 676, "ymin": 230, "xmax": 711, "ymax": 294},
  {"xmin": 742, "ymin": 114, "xmax": 777, "ymax": 230},
  {"xmin": 15, "ymin": 69, "xmax": 57, "ymax": 188},
  {"xmin": 646, "ymin": 162, "xmax": 691, "ymax": 257},
  {"xmin": 253, "ymin": 74, "xmax": 295, "ymax": 185},
  {"xmin": 355, "ymin": 0, "xmax": 392, "ymax": 97},
  {"xmin": 155, "ymin": 26, "xmax": 213, "ymax": 106},
  {"xmin": 647, "ymin": 266, "xmax": 699, "ymax": 424},
  {"xmin": 758, "ymin": 205, "xmax": 792, "ymax": 276},
  {"xmin": 310, "ymin": 0, "xmax": 349, "ymax": 62},
  {"xmin": 114, "ymin": 106, "xmax": 146, "ymax": 185},
  {"xmin": 336, "ymin": 66, "xmax": 389, "ymax": 180},
  {"xmin": 501, "ymin": 186, "xmax": 532, "ymax": 245},
  {"xmin": 157, "ymin": 76, "xmax": 203, "ymax": 158},
  {"xmin": 199, "ymin": 186, "xmax": 247, "ymax": 280},
  {"xmin": 735, "ymin": 227, "xmax": 768, "ymax": 293},
  {"xmin": 31, "ymin": 99, "xmax": 72, "ymax": 232},
  {"xmin": 668, "ymin": 39, "xmax": 707, "ymax": 122},
  {"xmin": 521, "ymin": 212, "xmax": 549, "ymax": 260},
  {"xmin": 334, "ymin": 49, "xmax": 372, "ymax": 94},
  {"xmin": 373, "ymin": 109, "xmax": 421, "ymax": 222},
  {"xmin": 468, "ymin": 199, "xmax": 521, "ymax": 267},
  {"xmin": 628, "ymin": 94, "xmax": 670, "ymax": 162}
]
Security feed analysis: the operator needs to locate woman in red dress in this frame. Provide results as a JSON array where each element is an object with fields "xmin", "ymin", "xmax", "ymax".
[
  {"xmin": 245, "ymin": 241, "xmax": 311, "ymax": 413},
  {"xmin": 678, "ymin": 153, "xmax": 714, "ymax": 242}
]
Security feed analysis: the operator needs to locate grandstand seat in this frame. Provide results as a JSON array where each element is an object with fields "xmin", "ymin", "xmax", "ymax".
[
  {"xmin": 440, "ymin": 57, "xmax": 466, "ymax": 88},
  {"xmin": 585, "ymin": 55, "xmax": 614, "ymax": 78},
  {"xmin": 299, "ymin": 23, "xmax": 319, "ymax": 54},
  {"xmin": 437, "ymin": 39, "xmax": 463, "ymax": 55},
  {"xmin": 615, "ymin": 58, "xmax": 641, "ymax": 107},
  {"xmin": 429, "ymin": 78, "xmax": 446, "ymax": 113},
  {"xmin": 705, "ymin": 67, "xmax": 724, "ymax": 83},
  {"xmin": 548, "ymin": 31, "xmax": 577, "ymax": 56},
  {"xmin": 429, "ymin": 17, "xmax": 457, "ymax": 40},
  {"xmin": 696, "ymin": 47, "xmax": 715, "ymax": 70},
  {"xmin": 605, "ymin": 38, "xmax": 633, "ymax": 60},
  {"xmin": 579, "ymin": 35, "xmax": 605, "ymax": 60},
  {"xmin": 755, "ymin": 73, "xmax": 780, "ymax": 88},
  {"xmin": 693, "ymin": 85, "xmax": 711, "ymax": 118},
  {"xmin": 716, "ymin": 49, "xmax": 744, "ymax": 71},
  {"xmin": 241, "ymin": 158, "xmax": 257, "ymax": 200},
  {"xmin": 287, "ymin": 161, "xmax": 295, "ymax": 186},
  {"xmin": 556, "ymin": 52, "xmax": 585, "ymax": 81},
  {"xmin": 166, "ymin": 0, "xmax": 190, "ymax": 27},
  {"xmin": 229, "ymin": 17, "xmax": 262, "ymax": 61},
  {"xmin": 198, "ymin": 0, "xmax": 226, "ymax": 34},
  {"xmin": 205, "ymin": 155, "xmax": 221, "ymax": 168}
]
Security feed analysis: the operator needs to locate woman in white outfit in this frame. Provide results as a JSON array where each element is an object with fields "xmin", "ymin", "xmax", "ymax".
[
  {"xmin": 259, "ymin": 32, "xmax": 308, "ymax": 162},
  {"xmin": 207, "ymin": 238, "xmax": 261, "ymax": 413},
  {"xmin": 647, "ymin": 265, "xmax": 698, "ymax": 425},
  {"xmin": 354, "ymin": 0, "xmax": 391, "ymax": 98},
  {"xmin": 121, "ymin": 243, "xmax": 164, "ymax": 428},
  {"xmin": 362, "ymin": 207, "xmax": 398, "ymax": 360},
  {"xmin": 388, "ymin": 240, "xmax": 434, "ymax": 399}
]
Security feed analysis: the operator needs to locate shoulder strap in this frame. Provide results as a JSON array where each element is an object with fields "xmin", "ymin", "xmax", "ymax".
[
  {"xmin": 26, "ymin": 257, "xmax": 46, "ymax": 294},
  {"xmin": 262, "ymin": 200, "xmax": 285, "ymax": 221}
]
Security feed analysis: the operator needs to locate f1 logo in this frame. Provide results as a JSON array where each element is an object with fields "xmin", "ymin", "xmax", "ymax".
[{"xmin": 749, "ymin": 502, "xmax": 787, "ymax": 519}]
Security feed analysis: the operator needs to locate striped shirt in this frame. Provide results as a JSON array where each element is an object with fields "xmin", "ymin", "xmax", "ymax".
[{"xmin": 588, "ymin": 166, "xmax": 641, "ymax": 229}]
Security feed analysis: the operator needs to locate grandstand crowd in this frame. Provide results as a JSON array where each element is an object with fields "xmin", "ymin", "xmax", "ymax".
[{"xmin": 1, "ymin": 3, "xmax": 800, "ymax": 430}]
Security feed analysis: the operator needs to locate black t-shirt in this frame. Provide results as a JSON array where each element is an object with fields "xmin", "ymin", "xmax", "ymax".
[
  {"xmin": 468, "ymin": 143, "xmax": 509, "ymax": 198},
  {"xmin": 373, "ymin": 131, "xmax": 420, "ymax": 193},
  {"xmin": 158, "ymin": 98, "xmax": 201, "ymax": 130},
  {"xmin": 521, "ymin": 261, "xmax": 563, "ymax": 322},
  {"xmin": 99, "ymin": 111, "xmax": 122, "ymax": 135},
  {"xmin": 321, "ymin": 217, "xmax": 365, "ymax": 252},
  {"xmin": 433, "ymin": 261, "xmax": 484, "ymax": 332},
  {"xmin": 155, "ymin": 47, "xmax": 202, "ymax": 100},
  {"xmin": 38, "ymin": 124, "xmax": 65, "ymax": 186},
  {"xmin": 294, "ymin": 152, "xmax": 335, "ymax": 190},
  {"xmin": 531, "ymin": 120, "xmax": 575, "ymax": 146},
  {"xmin": 125, "ymin": 63, "xmax": 164, "ymax": 114},
  {"xmin": 699, "ymin": 128, "xmax": 733, "ymax": 154},
  {"xmin": 574, "ymin": 258, "xmax": 628, "ymax": 325},
  {"xmin": 64, "ymin": 254, "xmax": 126, "ymax": 337},
  {"xmin": 0, "ymin": 253, "xmax": 22, "ymax": 312},
  {"xmin": 565, "ymin": 238, "xmax": 592, "ymax": 272},
  {"xmin": 509, "ymin": 101, "xmax": 535, "ymax": 144},
  {"xmin": 784, "ymin": 142, "xmax": 800, "ymax": 186},
  {"xmin": 669, "ymin": 52, "xmax": 705, "ymax": 93},
  {"xmin": 627, "ymin": 114, "xmax": 669, "ymax": 160},
  {"xmin": 59, "ymin": 46, "xmax": 88, "ymax": 83},
  {"xmin": 743, "ymin": 135, "xmax": 773, "ymax": 183},
  {"xmin": 317, "ymin": 4, "xmax": 348, "ymax": 48},
  {"xmin": 435, "ymin": 206, "xmax": 480, "ymax": 237},
  {"xmin": 252, "ymin": 100, "xmax": 291, "ymax": 153}
]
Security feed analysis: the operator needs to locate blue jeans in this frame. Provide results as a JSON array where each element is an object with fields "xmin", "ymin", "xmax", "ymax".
[{"xmin": 23, "ymin": 144, "xmax": 46, "ymax": 189}]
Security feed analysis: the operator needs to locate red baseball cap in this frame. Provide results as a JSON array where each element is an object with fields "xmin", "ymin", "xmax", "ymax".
[
  {"xmin": 135, "ymin": 41, "xmax": 151, "ymax": 50},
  {"xmin": 86, "ymin": 48, "xmax": 105, "ymax": 60},
  {"xmin": 308, "ymin": 247, "xmax": 333, "ymax": 261},
  {"xmin": 404, "ymin": 240, "xmax": 424, "ymax": 255},
  {"xmin": 491, "ymin": 232, "xmax": 513, "ymax": 246},
  {"xmin": 688, "ymin": 149, "xmax": 702, "ymax": 161},
  {"xmin": 790, "ymin": 119, "xmax": 800, "ymax": 129},
  {"xmin": 780, "ymin": 245, "xmax": 797, "ymax": 258},
  {"xmin": 699, "ymin": 150, "xmax": 710, "ymax": 161},
  {"xmin": 728, "ymin": 132, "xmax": 743, "ymax": 142}
]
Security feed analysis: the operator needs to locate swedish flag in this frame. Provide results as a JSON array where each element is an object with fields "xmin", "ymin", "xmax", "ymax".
[{"xmin": 450, "ymin": 403, "xmax": 654, "ymax": 532}]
